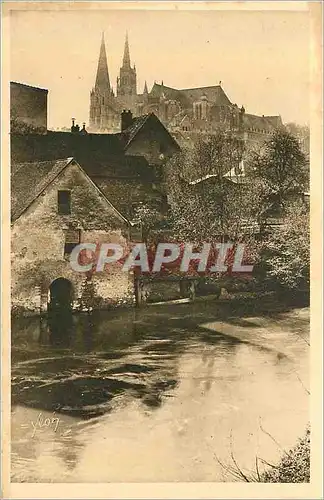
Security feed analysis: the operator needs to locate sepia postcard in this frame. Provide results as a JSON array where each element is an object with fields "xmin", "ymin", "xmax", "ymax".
[{"xmin": 1, "ymin": 1, "xmax": 323, "ymax": 499}]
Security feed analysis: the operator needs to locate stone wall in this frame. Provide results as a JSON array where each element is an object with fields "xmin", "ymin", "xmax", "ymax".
[{"xmin": 135, "ymin": 277, "xmax": 194, "ymax": 305}]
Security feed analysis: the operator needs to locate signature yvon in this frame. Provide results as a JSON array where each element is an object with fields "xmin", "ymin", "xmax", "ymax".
[{"xmin": 31, "ymin": 412, "xmax": 60, "ymax": 437}]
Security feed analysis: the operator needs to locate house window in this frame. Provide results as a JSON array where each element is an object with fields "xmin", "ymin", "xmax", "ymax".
[
  {"xmin": 64, "ymin": 229, "xmax": 81, "ymax": 258},
  {"xmin": 58, "ymin": 190, "xmax": 71, "ymax": 215}
]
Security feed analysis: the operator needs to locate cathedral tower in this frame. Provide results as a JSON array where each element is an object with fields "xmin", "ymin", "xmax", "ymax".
[
  {"xmin": 95, "ymin": 31, "xmax": 110, "ymax": 92},
  {"xmin": 117, "ymin": 33, "xmax": 137, "ymax": 111},
  {"xmin": 89, "ymin": 33, "xmax": 118, "ymax": 132}
]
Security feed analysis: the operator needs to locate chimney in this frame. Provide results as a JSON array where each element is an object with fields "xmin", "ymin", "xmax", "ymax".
[
  {"xmin": 80, "ymin": 122, "xmax": 88, "ymax": 135},
  {"xmin": 121, "ymin": 109, "xmax": 133, "ymax": 131}
]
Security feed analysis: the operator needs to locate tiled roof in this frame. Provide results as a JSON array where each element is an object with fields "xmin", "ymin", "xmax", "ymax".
[
  {"xmin": 120, "ymin": 114, "xmax": 151, "ymax": 148},
  {"xmin": 150, "ymin": 83, "xmax": 181, "ymax": 98},
  {"xmin": 11, "ymin": 158, "xmax": 73, "ymax": 221},
  {"xmin": 243, "ymin": 113, "xmax": 282, "ymax": 133},
  {"xmin": 11, "ymin": 131, "xmax": 125, "ymax": 164},
  {"xmin": 82, "ymin": 154, "xmax": 155, "ymax": 181},
  {"xmin": 120, "ymin": 112, "xmax": 180, "ymax": 150},
  {"xmin": 150, "ymin": 83, "xmax": 232, "ymax": 107},
  {"xmin": 181, "ymin": 85, "xmax": 232, "ymax": 106}
]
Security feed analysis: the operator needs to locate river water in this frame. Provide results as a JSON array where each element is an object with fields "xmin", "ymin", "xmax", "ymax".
[{"xmin": 11, "ymin": 300, "xmax": 309, "ymax": 482}]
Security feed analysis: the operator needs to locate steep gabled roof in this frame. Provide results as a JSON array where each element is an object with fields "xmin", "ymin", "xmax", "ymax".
[
  {"xmin": 180, "ymin": 85, "xmax": 232, "ymax": 106},
  {"xmin": 11, "ymin": 157, "xmax": 129, "ymax": 225},
  {"xmin": 149, "ymin": 83, "xmax": 190, "ymax": 108},
  {"xmin": 150, "ymin": 83, "xmax": 179, "ymax": 98},
  {"xmin": 119, "ymin": 113, "xmax": 180, "ymax": 151},
  {"xmin": 120, "ymin": 114, "xmax": 151, "ymax": 148},
  {"xmin": 150, "ymin": 83, "xmax": 232, "ymax": 108},
  {"xmin": 11, "ymin": 158, "xmax": 73, "ymax": 222}
]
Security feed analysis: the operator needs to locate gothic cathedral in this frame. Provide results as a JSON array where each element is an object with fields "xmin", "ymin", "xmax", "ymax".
[{"xmin": 89, "ymin": 32, "xmax": 283, "ymax": 143}]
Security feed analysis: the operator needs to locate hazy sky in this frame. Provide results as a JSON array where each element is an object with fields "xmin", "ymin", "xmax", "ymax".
[{"xmin": 10, "ymin": 6, "xmax": 310, "ymax": 128}]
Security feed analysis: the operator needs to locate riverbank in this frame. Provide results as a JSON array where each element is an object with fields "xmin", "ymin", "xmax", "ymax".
[{"xmin": 11, "ymin": 288, "xmax": 309, "ymax": 320}]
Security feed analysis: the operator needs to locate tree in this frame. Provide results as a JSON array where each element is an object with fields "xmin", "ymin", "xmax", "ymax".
[
  {"xmin": 165, "ymin": 131, "xmax": 263, "ymax": 244},
  {"xmin": 132, "ymin": 203, "xmax": 166, "ymax": 243},
  {"xmin": 248, "ymin": 129, "xmax": 309, "ymax": 217},
  {"xmin": 260, "ymin": 202, "xmax": 309, "ymax": 291},
  {"xmin": 285, "ymin": 122, "xmax": 310, "ymax": 155},
  {"xmin": 163, "ymin": 129, "xmax": 309, "ymax": 292}
]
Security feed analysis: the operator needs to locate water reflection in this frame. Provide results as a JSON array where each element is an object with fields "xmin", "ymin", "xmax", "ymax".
[{"xmin": 11, "ymin": 302, "xmax": 309, "ymax": 482}]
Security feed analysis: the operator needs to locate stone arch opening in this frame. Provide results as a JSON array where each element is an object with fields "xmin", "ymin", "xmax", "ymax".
[{"xmin": 49, "ymin": 277, "xmax": 73, "ymax": 309}]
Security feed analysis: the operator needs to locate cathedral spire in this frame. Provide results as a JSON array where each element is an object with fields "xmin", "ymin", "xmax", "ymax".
[
  {"xmin": 122, "ymin": 31, "xmax": 131, "ymax": 68},
  {"xmin": 95, "ymin": 32, "xmax": 110, "ymax": 91},
  {"xmin": 143, "ymin": 81, "xmax": 148, "ymax": 94}
]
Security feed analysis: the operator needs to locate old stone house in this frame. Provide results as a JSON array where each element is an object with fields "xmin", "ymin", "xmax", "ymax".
[{"xmin": 11, "ymin": 157, "xmax": 135, "ymax": 315}]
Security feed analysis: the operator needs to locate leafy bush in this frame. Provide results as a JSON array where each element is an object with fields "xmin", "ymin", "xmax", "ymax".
[{"xmin": 261, "ymin": 427, "xmax": 310, "ymax": 483}]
